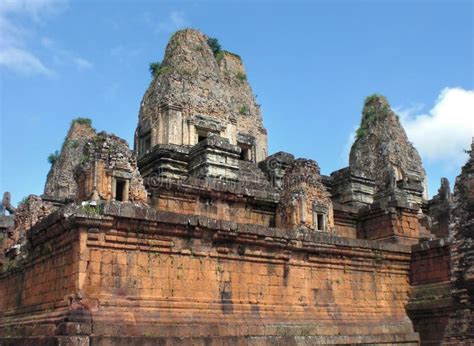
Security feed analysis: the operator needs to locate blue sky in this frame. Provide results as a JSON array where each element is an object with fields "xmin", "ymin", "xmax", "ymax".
[{"xmin": 1, "ymin": 0, "xmax": 473, "ymax": 205}]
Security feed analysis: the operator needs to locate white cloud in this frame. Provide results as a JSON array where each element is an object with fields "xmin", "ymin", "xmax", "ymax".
[
  {"xmin": 397, "ymin": 87, "xmax": 474, "ymax": 168},
  {"xmin": 0, "ymin": 0, "xmax": 91, "ymax": 76},
  {"xmin": 0, "ymin": 14, "xmax": 24, "ymax": 48},
  {"xmin": 0, "ymin": 0, "xmax": 66, "ymax": 21},
  {"xmin": 0, "ymin": 47, "xmax": 51, "ymax": 75},
  {"xmin": 342, "ymin": 88, "xmax": 473, "ymax": 169},
  {"xmin": 394, "ymin": 103, "xmax": 424, "ymax": 120}
]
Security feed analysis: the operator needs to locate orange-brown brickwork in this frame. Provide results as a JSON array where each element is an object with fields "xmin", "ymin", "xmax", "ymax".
[
  {"xmin": 358, "ymin": 206, "xmax": 420, "ymax": 245},
  {"xmin": 332, "ymin": 204, "xmax": 358, "ymax": 239},
  {"xmin": 1, "ymin": 217, "xmax": 82, "ymax": 338},
  {"xmin": 0, "ymin": 203, "xmax": 419, "ymax": 345},
  {"xmin": 151, "ymin": 194, "xmax": 275, "ymax": 227},
  {"xmin": 407, "ymin": 239, "xmax": 454, "ymax": 345},
  {"xmin": 410, "ymin": 239, "xmax": 451, "ymax": 286}
]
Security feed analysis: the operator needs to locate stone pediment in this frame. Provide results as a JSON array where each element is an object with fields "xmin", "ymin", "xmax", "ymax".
[
  {"xmin": 237, "ymin": 133, "xmax": 256, "ymax": 146},
  {"xmin": 189, "ymin": 114, "xmax": 226, "ymax": 132}
]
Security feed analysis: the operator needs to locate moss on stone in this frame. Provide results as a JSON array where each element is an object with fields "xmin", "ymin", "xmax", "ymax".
[
  {"xmin": 47, "ymin": 150, "xmax": 60, "ymax": 165},
  {"xmin": 215, "ymin": 51, "xmax": 225, "ymax": 64},
  {"xmin": 356, "ymin": 94, "xmax": 391, "ymax": 139},
  {"xmin": 236, "ymin": 72, "xmax": 247, "ymax": 82},
  {"xmin": 81, "ymin": 204, "xmax": 102, "ymax": 215},
  {"xmin": 238, "ymin": 105, "xmax": 249, "ymax": 115},
  {"xmin": 207, "ymin": 37, "xmax": 221, "ymax": 56},
  {"xmin": 71, "ymin": 117, "xmax": 93, "ymax": 127},
  {"xmin": 150, "ymin": 62, "xmax": 172, "ymax": 78}
]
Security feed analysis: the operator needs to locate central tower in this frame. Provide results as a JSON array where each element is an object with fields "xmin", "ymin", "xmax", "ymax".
[{"xmin": 135, "ymin": 29, "xmax": 268, "ymax": 163}]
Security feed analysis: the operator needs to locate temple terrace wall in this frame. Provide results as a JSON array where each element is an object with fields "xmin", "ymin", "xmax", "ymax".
[{"xmin": 1, "ymin": 202, "xmax": 419, "ymax": 345}]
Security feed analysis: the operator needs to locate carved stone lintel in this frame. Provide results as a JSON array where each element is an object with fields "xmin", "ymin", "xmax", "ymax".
[
  {"xmin": 188, "ymin": 115, "xmax": 226, "ymax": 132},
  {"xmin": 237, "ymin": 133, "xmax": 256, "ymax": 146}
]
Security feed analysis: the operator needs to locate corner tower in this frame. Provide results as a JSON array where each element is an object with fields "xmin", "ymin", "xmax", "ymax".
[
  {"xmin": 135, "ymin": 29, "xmax": 268, "ymax": 163},
  {"xmin": 349, "ymin": 94, "xmax": 428, "ymax": 202}
]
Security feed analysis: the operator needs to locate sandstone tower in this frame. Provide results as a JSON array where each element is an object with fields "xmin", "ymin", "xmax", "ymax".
[
  {"xmin": 349, "ymin": 95, "xmax": 428, "ymax": 202},
  {"xmin": 43, "ymin": 119, "xmax": 96, "ymax": 201},
  {"xmin": 135, "ymin": 29, "xmax": 267, "ymax": 163}
]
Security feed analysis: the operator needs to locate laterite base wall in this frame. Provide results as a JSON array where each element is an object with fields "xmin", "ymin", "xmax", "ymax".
[{"xmin": 0, "ymin": 204, "xmax": 419, "ymax": 345}]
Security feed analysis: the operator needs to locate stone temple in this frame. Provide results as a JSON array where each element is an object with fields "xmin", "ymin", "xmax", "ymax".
[{"xmin": 1, "ymin": 29, "xmax": 473, "ymax": 345}]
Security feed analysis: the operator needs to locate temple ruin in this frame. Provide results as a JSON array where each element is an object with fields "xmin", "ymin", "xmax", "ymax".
[{"xmin": 1, "ymin": 29, "xmax": 472, "ymax": 345}]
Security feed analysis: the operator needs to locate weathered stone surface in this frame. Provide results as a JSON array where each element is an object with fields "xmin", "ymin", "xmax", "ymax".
[
  {"xmin": 330, "ymin": 167, "xmax": 375, "ymax": 208},
  {"xmin": 0, "ymin": 193, "xmax": 16, "ymax": 267},
  {"xmin": 75, "ymin": 131, "xmax": 147, "ymax": 203},
  {"xmin": 44, "ymin": 120, "xmax": 96, "ymax": 200},
  {"xmin": 259, "ymin": 151, "xmax": 295, "ymax": 189},
  {"xmin": 349, "ymin": 95, "xmax": 428, "ymax": 200},
  {"xmin": 408, "ymin": 238, "xmax": 454, "ymax": 344},
  {"xmin": 0, "ymin": 192, "xmax": 15, "ymax": 216},
  {"xmin": 445, "ymin": 138, "xmax": 474, "ymax": 343},
  {"xmin": 2, "ymin": 28, "xmax": 473, "ymax": 345},
  {"xmin": 358, "ymin": 197, "xmax": 422, "ymax": 245},
  {"xmin": 135, "ymin": 28, "xmax": 267, "ymax": 162},
  {"xmin": 427, "ymin": 177, "xmax": 454, "ymax": 238},
  {"xmin": 407, "ymin": 140, "xmax": 474, "ymax": 345},
  {"xmin": 276, "ymin": 159, "xmax": 334, "ymax": 232},
  {"xmin": 189, "ymin": 133, "xmax": 241, "ymax": 181},
  {"xmin": 451, "ymin": 137, "xmax": 474, "ymax": 244},
  {"xmin": 2, "ymin": 195, "xmax": 56, "ymax": 260},
  {"xmin": 1, "ymin": 202, "xmax": 418, "ymax": 345}
]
